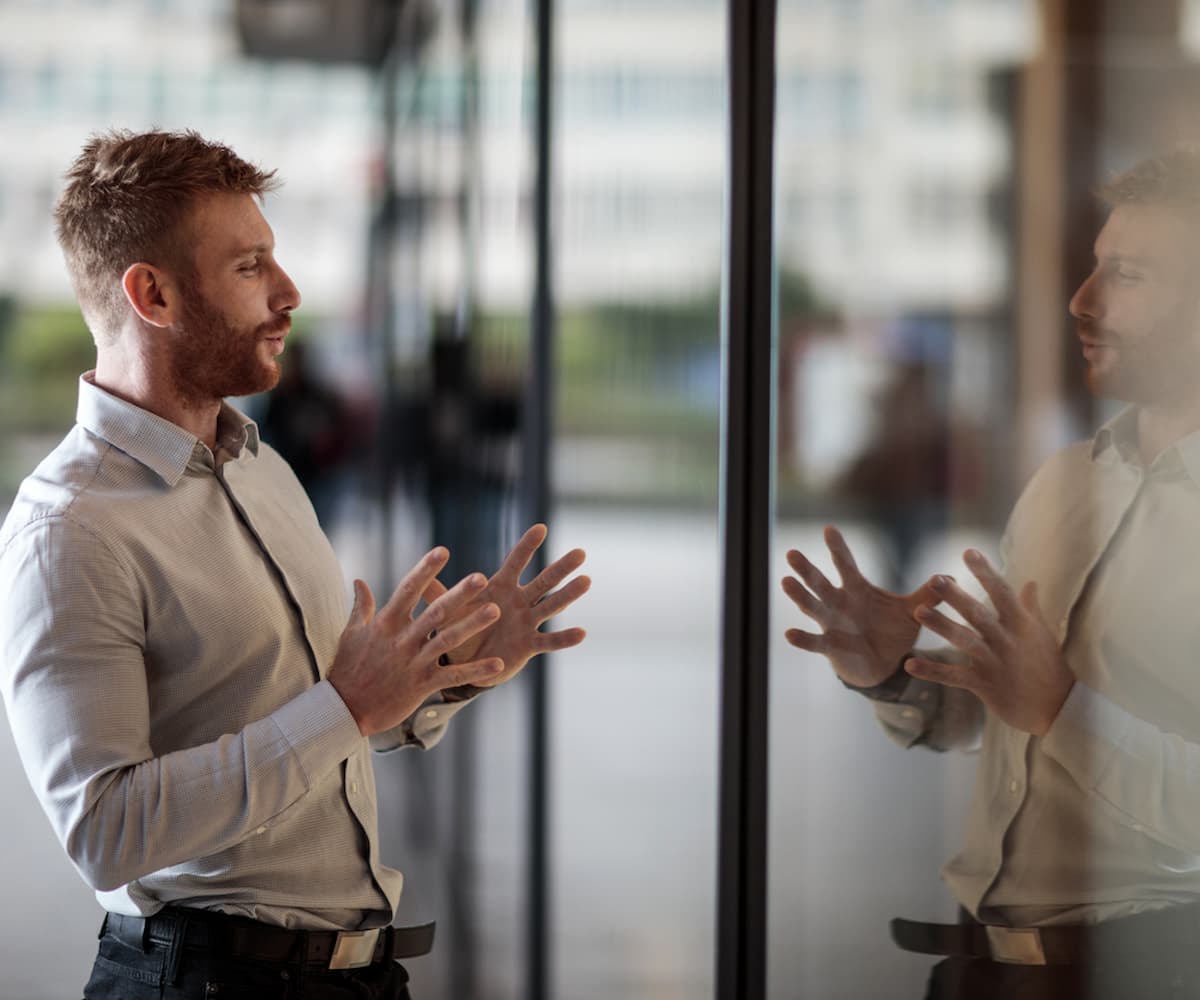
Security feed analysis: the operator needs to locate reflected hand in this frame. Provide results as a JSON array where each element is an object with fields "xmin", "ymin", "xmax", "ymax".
[
  {"xmin": 782, "ymin": 525, "xmax": 942, "ymax": 688},
  {"xmin": 422, "ymin": 524, "xmax": 590, "ymax": 691},
  {"xmin": 906, "ymin": 549, "xmax": 1074, "ymax": 735}
]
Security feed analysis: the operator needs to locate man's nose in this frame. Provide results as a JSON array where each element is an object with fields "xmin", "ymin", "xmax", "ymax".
[
  {"xmin": 1068, "ymin": 269, "xmax": 1101, "ymax": 321},
  {"xmin": 272, "ymin": 262, "xmax": 301, "ymax": 313}
]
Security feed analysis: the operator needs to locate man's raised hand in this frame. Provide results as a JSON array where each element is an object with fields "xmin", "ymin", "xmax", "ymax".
[
  {"xmin": 782, "ymin": 525, "xmax": 942, "ymax": 688},
  {"xmin": 905, "ymin": 549, "xmax": 1074, "ymax": 735},
  {"xmin": 328, "ymin": 546, "xmax": 506, "ymax": 736},
  {"xmin": 422, "ymin": 523, "xmax": 590, "ymax": 689}
]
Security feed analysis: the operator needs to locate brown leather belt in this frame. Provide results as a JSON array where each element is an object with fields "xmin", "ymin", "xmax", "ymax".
[
  {"xmin": 892, "ymin": 904, "xmax": 1200, "ymax": 968},
  {"xmin": 103, "ymin": 908, "xmax": 435, "ymax": 971}
]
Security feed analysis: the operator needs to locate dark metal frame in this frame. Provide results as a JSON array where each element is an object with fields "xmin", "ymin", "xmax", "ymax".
[
  {"xmin": 717, "ymin": 1, "xmax": 777, "ymax": 998},
  {"xmin": 524, "ymin": 0, "xmax": 556, "ymax": 997}
]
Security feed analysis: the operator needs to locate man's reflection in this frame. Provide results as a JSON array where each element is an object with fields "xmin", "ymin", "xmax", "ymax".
[{"xmin": 783, "ymin": 148, "xmax": 1200, "ymax": 999}]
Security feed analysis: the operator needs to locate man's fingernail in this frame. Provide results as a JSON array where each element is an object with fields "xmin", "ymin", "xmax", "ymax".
[{"xmin": 931, "ymin": 575, "xmax": 948, "ymax": 590}]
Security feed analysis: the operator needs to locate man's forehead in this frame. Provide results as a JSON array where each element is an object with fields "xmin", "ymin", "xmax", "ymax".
[
  {"xmin": 187, "ymin": 191, "xmax": 274, "ymax": 258},
  {"xmin": 1096, "ymin": 202, "xmax": 1192, "ymax": 261}
]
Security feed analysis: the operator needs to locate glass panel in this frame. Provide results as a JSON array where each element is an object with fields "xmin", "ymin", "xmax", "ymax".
[
  {"xmin": 550, "ymin": 1, "xmax": 726, "ymax": 997},
  {"xmin": 771, "ymin": 0, "xmax": 1036, "ymax": 996},
  {"xmin": 772, "ymin": 1, "xmax": 1200, "ymax": 998}
]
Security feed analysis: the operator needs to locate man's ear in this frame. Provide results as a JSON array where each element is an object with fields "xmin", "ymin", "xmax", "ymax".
[{"xmin": 121, "ymin": 262, "xmax": 178, "ymax": 328}]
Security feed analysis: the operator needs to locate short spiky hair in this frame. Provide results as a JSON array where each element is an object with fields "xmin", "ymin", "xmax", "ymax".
[
  {"xmin": 54, "ymin": 129, "xmax": 280, "ymax": 344},
  {"xmin": 1097, "ymin": 146, "xmax": 1200, "ymax": 211}
]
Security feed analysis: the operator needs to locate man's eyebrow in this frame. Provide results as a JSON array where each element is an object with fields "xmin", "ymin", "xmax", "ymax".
[
  {"xmin": 1098, "ymin": 252, "xmax": 1156, "ymax": 267},
  {"xmin": 230, "ymin": 242, "xmax": 273, "ymax": 259}
]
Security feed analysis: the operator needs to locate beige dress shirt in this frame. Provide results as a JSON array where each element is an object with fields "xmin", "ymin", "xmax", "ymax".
[
  {"xmin": 0, "ymin": 374, "xmax": 467, "ymax": 930},
  {"xmin": 876, "ymin": 407, "xmax": 1200, "ymax": 926}
]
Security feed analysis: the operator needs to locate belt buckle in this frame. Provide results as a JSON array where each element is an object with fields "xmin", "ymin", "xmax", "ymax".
[
  {"xmin": 328, "ymin": 928, "xmax": 381, "ymax": 970},
  {"xmin": 986, "ymin": 926, "xmax": 1048, "ymax": 966}
]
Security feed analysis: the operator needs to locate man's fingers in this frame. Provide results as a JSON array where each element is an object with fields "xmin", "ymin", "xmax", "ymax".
[
  {"xmin": 784, "ymin": 628, "xmax": 830, "ymax": 654},
  {"xmin": 785, "ymin": 549, "xmax": 838, "ymax": 604},
  {"xmin": 1019, "ymin": 580, "xmax": 1049, "ymax": 625},
  {"xmin": 497, "ymin": 523, "xmax": 549, "ymax": 585},
  {"xmin": 377, "ymin": 547, "xmax": 452, "ymax": 624},
  {"xmin": 533, "ymin": 627, "xmax": 588, "ymax": 653},
  {"xmin": 824, "ymin": 525, "xmax": 866, "ymax": 587},
  {"xmin": 349, "ymin": 579, "xmax": 376, "ymax": 627},
  {"xmin": 964, "ymin": 549, "xmax": 1020, "ymax": 621},
  {"xmin": 533, "ymin": 575, "xmax": 591, "ymax": 622},
  {"xmin": 421, "ymin": 577, "xmax": 449, "ymax": 607},
  {"xmin": 905, "ymin": 577, "xmax": 945, "ymax": 614},
  {"xmin": 433, "ymin": 656, "xmax": 506, "ymax": 691},
  {"xmin": 525, "ymin": 548, "xmax": 587, "ymax": 599},
  {"xmin": 417, "ymin": 573, "xmax": 490, "ymax": 633},
  {"xmin": 781, "ymin": 576, "xmax": 829, "ymax": 626},
  {"xmin": 914, "ymin": 603, "xmax": 985, "ymax": 654},
  {"xmin": 928, "ymin": 575, "xmax": 1002, "ymax": 643},
  {"xmin": 903, "ymin": 656, "xmax": 976, "ymax": 693},
  {"xmin": 426, "ymin": 602, "xmax": 501, "ymax": 657}
]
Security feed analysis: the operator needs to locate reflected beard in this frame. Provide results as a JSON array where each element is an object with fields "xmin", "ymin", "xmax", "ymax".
[
  {"xmin": 1081, "ymin": 324, "xmax": 1200, "ymax": 406},
  {"xmin": 169, "ymin": 289, "xmax": 286, "ymax": 408}
]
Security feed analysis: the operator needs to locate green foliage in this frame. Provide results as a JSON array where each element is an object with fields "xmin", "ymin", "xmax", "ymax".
[{"xmin": 0, "ymin": 304, "xmax": 94, "ymax": 434}]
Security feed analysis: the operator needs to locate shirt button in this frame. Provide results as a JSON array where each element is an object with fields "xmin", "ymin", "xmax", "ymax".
[
  {"xmin": 901, "ymin": 709, "xmax": 916, "ymax": 720},
  {"xmin": 256, "ymin": 825, "xmax": 268, "ymax": 835},
  {"xmin": 424, "ymin": 709, "xmax": 439, "ymax": 720},
  {"xmin": 1009, "ymin": 780, "xmax": 1019, "ymax": 794},
  {"xmin": 349, "ymin": 781, "xmax": 359, "ymax": 795}
]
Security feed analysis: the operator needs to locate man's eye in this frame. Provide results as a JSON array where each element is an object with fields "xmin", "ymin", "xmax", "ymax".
[
  {"xmin": 1116, "ymin": 269, "xmax": 1142, "ymax": 282},
  {"xmin": 238, "ymin": 262, "xmax": 260, "ymax": 274}
]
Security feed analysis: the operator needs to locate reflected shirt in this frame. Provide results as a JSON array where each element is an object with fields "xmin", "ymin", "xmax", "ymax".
[
  {"xmin": 0, "ymin": 374, "xmax": 465, "ymax": 930},
  {"xmin": 876, "ymin": 407, "xmax": 1200, "ymax": 926}
]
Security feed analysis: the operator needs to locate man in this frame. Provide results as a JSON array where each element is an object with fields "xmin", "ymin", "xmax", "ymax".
[
  {"xmin": 0, "ymin": 129, "xmax": 589, "ymax": 999},
  {"xmin": 783, "ymin": 148, "xmax": 1200, "ymax": 999}
]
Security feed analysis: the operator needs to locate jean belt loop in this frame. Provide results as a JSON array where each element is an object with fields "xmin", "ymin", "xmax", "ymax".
[
  {"xmin": 162, "ymin": 911, "xmax": 188, "ymax": 986},
  {"xmin": 105, "ymin": 913, "xmax": 150, "ymax": 953}
]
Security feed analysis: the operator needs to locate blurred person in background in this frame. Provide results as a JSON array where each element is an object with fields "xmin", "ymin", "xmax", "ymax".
[
  {"xmin": 258, "ymin": 338, "xmax": 356, "ymax": 530},
  {"xmin": 0, "ymin": 129, "xmax": 590, "ymax": 1000},
  {"xmin": 783, "ymin": 148, "xmax": 1200, "ymax": 1000}
]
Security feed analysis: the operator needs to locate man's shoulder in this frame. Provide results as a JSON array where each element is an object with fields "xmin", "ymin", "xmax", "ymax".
[
  {"xmin": 1016, "ymin": 439, "xmax": 1098, "ymax": 498},
  {"xmin": 0, "ymin": 424, "xmax": 136, "ymax": 551}
]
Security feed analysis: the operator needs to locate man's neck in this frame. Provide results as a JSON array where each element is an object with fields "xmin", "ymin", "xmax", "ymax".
[
  {"xmin": 1136, "ymin": 398, "xmax": 1200, "ymax": 465},
  {"xmin": 93, "ymin": 349, "xmax": 221, "ymax": 451}
]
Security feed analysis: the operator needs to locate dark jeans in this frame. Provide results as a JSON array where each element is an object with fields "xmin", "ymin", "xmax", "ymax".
[
  {"xmin": 81, "ymin": 917, "xmax": 414, "ymax": 1000},
  {"xmin": 925, "ymin": 948, "xmax": 1200, "ymax": 999}
]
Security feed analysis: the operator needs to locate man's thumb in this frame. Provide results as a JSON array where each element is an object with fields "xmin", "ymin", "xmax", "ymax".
[{"xmin": 350, "ymin": 579, "xmax": 376, "ymax": 625}]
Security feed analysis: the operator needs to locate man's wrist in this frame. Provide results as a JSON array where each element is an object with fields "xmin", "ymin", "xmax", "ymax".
[{"xmin": 841, "ymin": 655, "xmax": 912, "ymax": 702}]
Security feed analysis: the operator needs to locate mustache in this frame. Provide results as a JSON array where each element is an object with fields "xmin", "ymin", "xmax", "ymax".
[
  {"xmin": 258, "ymin": 314, "xmax": 291, "ymax": 338},
  {"xmin": 1076, "ymin": 323, "xmax": 1121, "ymax": 347}
]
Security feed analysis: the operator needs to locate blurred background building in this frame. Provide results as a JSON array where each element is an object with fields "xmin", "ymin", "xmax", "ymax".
[{"xmin": 1, "ymin": 0, "xmax": 1198, "ymax": 998}]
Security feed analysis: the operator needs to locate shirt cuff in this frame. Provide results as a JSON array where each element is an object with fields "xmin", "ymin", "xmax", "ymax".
[
  {"xmin": 271, "ymin": 679, "xmax": 365, "ymax": 785},
  {"xmin": 370, "ymin": 692, "xmax": 477, "ymax": 753}
]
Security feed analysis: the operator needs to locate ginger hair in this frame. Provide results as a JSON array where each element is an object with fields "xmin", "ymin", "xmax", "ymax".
[{"xmin": 54, "ymin": 129, "xmax": 279, "ymax": 344}]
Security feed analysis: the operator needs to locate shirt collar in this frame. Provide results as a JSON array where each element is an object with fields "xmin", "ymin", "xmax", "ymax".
[
  {"xmin": 76, "ymin": 373, "xmax": 260, "ymax": 488},
  {"xmin": 1091, "ymin": 404, "xmax": 1200, "ymax": 485},
  {"xmin": 1090, "ymin": 406, "xmax": 1139, "ymax": 466}
]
